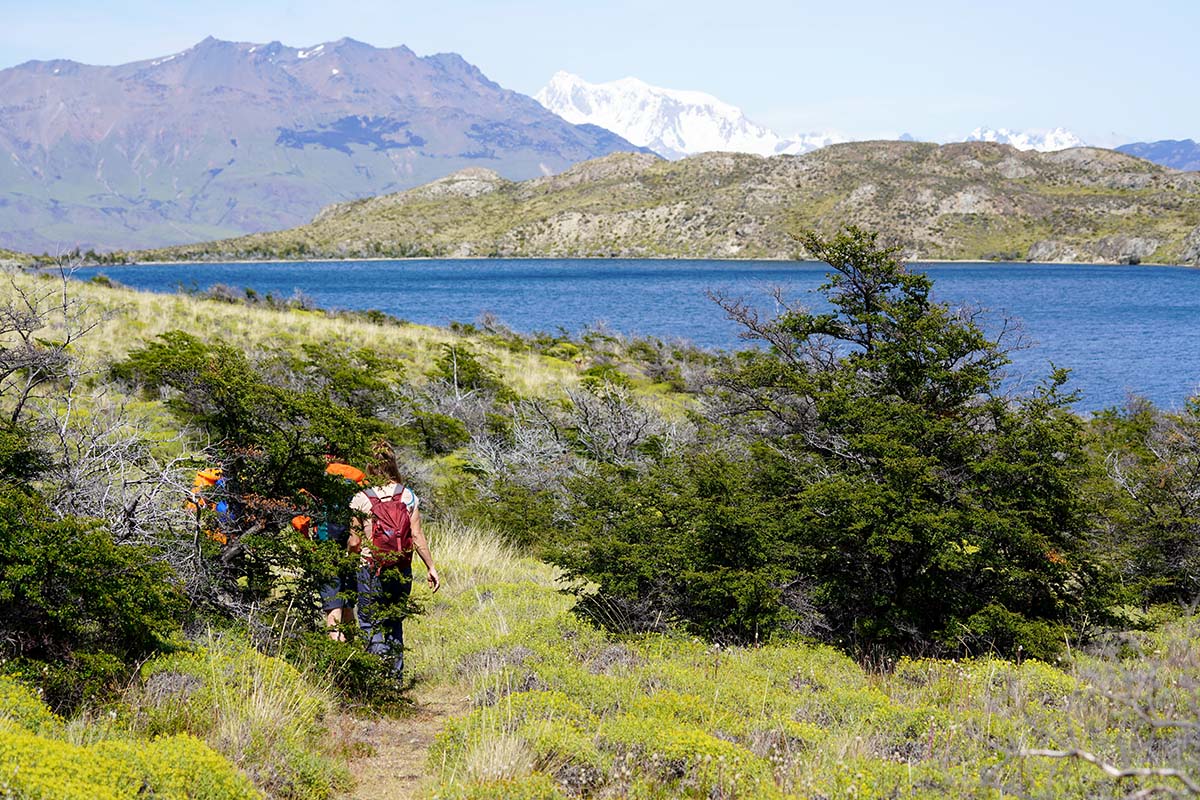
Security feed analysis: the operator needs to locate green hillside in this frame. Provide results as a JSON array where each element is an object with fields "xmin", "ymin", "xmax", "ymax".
[
  {"xmin": 0, "ymin": 247, "xmax": 36, "ymax": 267},
  {"xmin": 133, "ymin": 141, "xmax": 1200, "ymax": 265}
]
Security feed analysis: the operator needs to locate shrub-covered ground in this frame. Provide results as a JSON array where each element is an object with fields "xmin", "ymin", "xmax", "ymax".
[
  {"xmin": 412, "ymin": 527, "xmax": 1200, "ymax": 799},
  {"xmin": 3, "ymin": 254, "xmax": 1199, "ymax": 800}
]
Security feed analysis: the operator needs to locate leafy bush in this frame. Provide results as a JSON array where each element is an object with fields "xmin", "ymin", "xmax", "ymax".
[
  {"xmin": 280, "ymin": 631, "xmax": 404, "ymax": 708},
  {"xmin": 554, "ymin": 455, "xmax": 800, "ymax": 640},
  {"xmin": 414, "ymin": 409, "xmax": 472, "ymax": 455},
  {"xmin": 112, "ymin": 330, "xmax": 392, "ymax": 614},
  {"xmin": 1086, "ymin": 398, "xmax": 1200, "ymax": 605},
  {"xmin": 431, "ymin": 343, "xmax": 514, "ymax": 399},
  {"xmin": 0, "ymin": 484, "xmax": 186, "ymax": 710}
]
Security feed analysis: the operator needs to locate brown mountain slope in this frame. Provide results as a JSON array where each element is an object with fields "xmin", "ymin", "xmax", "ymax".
[
  {"xmin": 135, "ymin": 141, "xmax": 1200, "ymax": 265},
  {"xmin": 0, "ymin": 37, "xmax": 645, "ymax": 253}
]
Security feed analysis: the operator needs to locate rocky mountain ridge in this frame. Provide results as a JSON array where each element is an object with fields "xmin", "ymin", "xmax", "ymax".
[
  {"xmin": 1115, "ymin": 140, "xmax": 1200, "ymax": 172},
  {"xmin": 132, "ymin": 140, "xmax": 1200, "ymax": 265},
  {"xmin": 0, "ymin": 37, "xmax": 645, "ymax": 253}
]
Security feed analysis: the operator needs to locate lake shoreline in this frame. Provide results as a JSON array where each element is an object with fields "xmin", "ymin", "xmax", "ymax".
[{"xmin": 74, "ymin": 256, "xmax": 1199, "ymax": 269}]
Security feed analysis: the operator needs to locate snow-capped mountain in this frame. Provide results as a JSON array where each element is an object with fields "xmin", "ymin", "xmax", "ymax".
[
  {"xmin": 964, "ymin": 126, "xmax": 1087, "ymax": 152},
  {"xmin": 535, "ymin": 71, "xmax": 843, "ymax": 160}
]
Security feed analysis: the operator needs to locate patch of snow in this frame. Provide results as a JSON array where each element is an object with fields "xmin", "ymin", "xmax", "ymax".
[
  {"xmin": 330, "ymin": 68, "xmax": 340, "ymax": 75},
  {"xmin": 535, "ymin": 71, "xmax": 845, "ymax": 159},
  {"xmin": 53, "ymin": 68, "xmax": 59, "ymax": 74},
  {"xmin": 249, "ymin": 46, "xmax": 257, "ymax": 53},
  {"xmin": 964, "ymin": 126, "xmax": 1087, "ymax": 152},
  {"xmin": 298, "ymin": 44, "xmax": 325, "ymax": 59},
  {"xmin": 150, "ymin": 54, "xmax": 178, "ymax": 67}
]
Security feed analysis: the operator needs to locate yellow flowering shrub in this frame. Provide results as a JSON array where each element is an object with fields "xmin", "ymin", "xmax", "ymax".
[
  {"xmin": 433, "ymin": 773, "xmax": 568, "ymax": 800},
  {"xmin": 0, "ymin": 720, "xmax": 260, "ymax": 800},
  {"xmin": 0, "ymin": 675, "xmax": 62, "ymax": 735}
]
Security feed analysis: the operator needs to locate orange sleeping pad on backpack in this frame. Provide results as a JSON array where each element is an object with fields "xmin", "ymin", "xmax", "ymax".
[{"xmin": 325, "ymin": 462, "xmax": 366, "ymax": 485}]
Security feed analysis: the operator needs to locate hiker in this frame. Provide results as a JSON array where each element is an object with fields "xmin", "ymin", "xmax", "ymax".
[
  {"xmin": 292, "ymin": 460, "xmax": 368, "ymax": 641},
  {"xmin": 349, "ymin": 443, "xmax": 440, "ymax": 679}
]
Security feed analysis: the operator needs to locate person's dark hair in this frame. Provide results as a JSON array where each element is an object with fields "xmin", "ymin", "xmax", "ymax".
[{"xmin": 366, "ymin": 441, "xmax": 404, "ymax": 484}]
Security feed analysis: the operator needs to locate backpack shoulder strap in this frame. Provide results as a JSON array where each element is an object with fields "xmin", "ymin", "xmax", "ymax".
[
  {"xmin": 363, "ymin": 487, "xmax": 383, "ymax": 512},
  {"xmin": 378, "ymin": 484, "xmax": 407, "ymax": 505}
]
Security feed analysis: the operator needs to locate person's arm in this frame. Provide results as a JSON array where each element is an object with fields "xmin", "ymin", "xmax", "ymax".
[
  {"xmin": 348, "ymin": 507, "xmax": 367, "ymax": 553},
  {"xmin": 409, "ymin": 508, "xmax": 440, "ymax": 593}
]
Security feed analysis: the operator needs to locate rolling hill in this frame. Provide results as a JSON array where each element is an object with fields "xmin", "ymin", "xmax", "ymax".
[{"xmin": 131, "ymin": 140, "xmax": 1200, "ymax": 265}]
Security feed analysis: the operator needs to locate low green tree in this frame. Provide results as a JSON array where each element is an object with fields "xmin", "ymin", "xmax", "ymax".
[
  {"xmin": 113, "ymin": 331, "xmax": 392, "ymax": 613},
  {"xmin": 555, "ymin": 228, "xmax": 1106, "ymax": 658}
]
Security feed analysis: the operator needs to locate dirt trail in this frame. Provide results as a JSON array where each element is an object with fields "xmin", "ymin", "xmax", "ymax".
[{"xmin": 335, "ymin": 683, "xmax": 470, "ymax": 800}]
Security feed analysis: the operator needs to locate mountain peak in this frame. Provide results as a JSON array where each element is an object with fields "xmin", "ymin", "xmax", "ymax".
[
  {"xmin": 535, "ymin": 72, "xmax": 843, "ymax": 160},
  {"xmin": 965, "ymin": 126, "xmax": 1086, "ymax": 152}
]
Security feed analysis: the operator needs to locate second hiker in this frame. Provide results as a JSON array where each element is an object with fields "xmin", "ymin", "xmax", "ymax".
[{"xmin": 349, "ymin": 442, "xmax": 440, "ymax": 680}]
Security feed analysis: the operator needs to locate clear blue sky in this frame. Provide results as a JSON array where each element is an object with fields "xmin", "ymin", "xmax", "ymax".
[{"xmin": 1, "ymin": 0, "xmax": 1195, "ymax": 144}]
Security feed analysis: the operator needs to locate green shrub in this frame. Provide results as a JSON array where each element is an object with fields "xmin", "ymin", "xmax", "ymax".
[
  {"xmin": 431, "ymin": 343, "xmax": 514, "ymax": 399},
  {"xmin": 280, "ymin": 630, "xmax": 404, "ymax": 708},
  {"xmin": 553, "ymin": 228, "xmax": 1106, "ymax": 659},
  {"xmin": 580, "ymin": 363, "xmax": 632, "ymax": 389},
  {"xmin": 0, "ymin": 485, "xmax": 185, "ymax": 710},
  {"xmin": 1085, "ymin": 399, "xmax": 1200, "ymax": 606},
  {"xmin": 112, "ymin": 330, "xmax": 390, "ymax": 613},
  {"xmin": 414, "ymin": 410, "xmax": 471, "ymax": 455},
  {"xmin": 952, "ymin": 603, "xmax": 1069, "ymax": 662}
]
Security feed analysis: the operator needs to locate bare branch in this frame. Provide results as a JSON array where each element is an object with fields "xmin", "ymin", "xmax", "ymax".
[{"xmin": 1019, "ymin": 748, "xmax": 1199, "ymax": 795}]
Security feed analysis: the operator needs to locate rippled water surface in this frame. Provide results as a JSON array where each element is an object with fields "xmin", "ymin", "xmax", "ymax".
[{"xmin": 89, "ymin": 259, "xmax": 1200, "ymax": 411}]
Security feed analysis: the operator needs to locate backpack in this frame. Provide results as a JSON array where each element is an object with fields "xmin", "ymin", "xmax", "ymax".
[{"xmin": 364, "ymin": 487, "xmax": 414, "ymax": 571}]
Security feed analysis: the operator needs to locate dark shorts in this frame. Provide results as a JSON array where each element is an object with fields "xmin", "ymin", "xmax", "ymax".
[{"xmin": 318, "ymin": 570, "xmax": 359, "ymax": 612}]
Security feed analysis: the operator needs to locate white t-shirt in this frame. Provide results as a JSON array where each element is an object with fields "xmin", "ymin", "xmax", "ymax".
[{"xmin": 350, "ymin": 483, "xmax": 419, "ymax": 517}]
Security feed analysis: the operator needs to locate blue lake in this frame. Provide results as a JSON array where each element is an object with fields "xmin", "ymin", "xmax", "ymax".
[{"xmin": 88, "ymin": 259, "xmax": 1200, "ymax": 412}]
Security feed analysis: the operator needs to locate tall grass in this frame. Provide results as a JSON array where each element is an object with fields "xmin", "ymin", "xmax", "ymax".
[
  {"xmin": 129, "ymin": 631, "xmax": 349, "ymax": 800},
  {"xmin": 8, "ymin": 270, "xmax": 582, "ymax": 399},
  {"xmin": 421, "ymin": 517, "xmax": 560, "ymax": 594},
  {"xmin": 406, "ymin": 518, "xmax": 569, "ymax": 684}
]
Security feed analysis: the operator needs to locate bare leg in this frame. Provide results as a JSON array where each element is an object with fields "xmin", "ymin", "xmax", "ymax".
[{"xmin": 324, "ymin": 607, "xmax": 346, "ymax": 641}]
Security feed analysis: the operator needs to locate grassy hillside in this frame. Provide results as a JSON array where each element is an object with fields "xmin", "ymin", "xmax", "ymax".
[
  {"xmin": 0, "ymin": 247, "xmax": 37, "ymax": 267},
  {"xmin": 131, "ymin": 142, "xmax": 1200, "ymax": 265},
  {"xmin": 39, "ymin": 272, "xmax": 586, "ymax": 401}
]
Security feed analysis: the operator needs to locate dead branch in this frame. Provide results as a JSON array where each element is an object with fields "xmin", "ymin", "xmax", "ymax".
[{"xmin": 1019, "ymin": 748, "xmax": 1199, "ymax": 795}]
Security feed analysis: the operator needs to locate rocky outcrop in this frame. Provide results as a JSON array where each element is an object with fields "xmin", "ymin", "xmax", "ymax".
[{"xmin": 1180, "ymin": 225, "xmax": 1200, "ymax": 266}]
